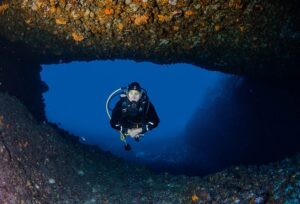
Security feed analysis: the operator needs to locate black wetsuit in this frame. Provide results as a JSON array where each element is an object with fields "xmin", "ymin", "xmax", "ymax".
[{"xmin": 110, "ymin": 95, "xmax": 160, "ymax": 135}]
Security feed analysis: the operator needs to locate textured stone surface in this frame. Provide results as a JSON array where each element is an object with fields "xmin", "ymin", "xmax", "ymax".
[
  {"xmin": 0, "ymin": 92, "xmax": 299, "ymax": 203},
  {"xmin": 1, "ymin": 1, "xmax": 299, "ymax": 202},
  {"xmin": 0, "ymin": 0, "xmax": 299, "ymax": 78}
]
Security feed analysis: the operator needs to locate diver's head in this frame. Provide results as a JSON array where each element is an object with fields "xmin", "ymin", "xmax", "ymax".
[{"xmin": 127, "ymin": 82, "xmax": 142, "ymax": 102}]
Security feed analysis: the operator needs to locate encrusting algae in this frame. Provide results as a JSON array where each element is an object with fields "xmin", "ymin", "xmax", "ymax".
[
  {"xmin": 184, "ymin": 10, "xmax": 194, "ymax": 16},
  {"xmin": 157, "ymin": 14, "xmax": 170, "ymax": 22},
  {"xmin": 104, "ymin": 8, "xmax": 114, "ymax": 15},
  {"xmin": 0, "ymin": 0, "xmax": 296, "ymax": 80},
  {"xmin": 0, "ymin": 1, "xmax": 9, "ymax": 15},
  {"xmin": 72, "ymin": 32, "xmax": 85, "ymax": 42},
  {"xmin": 214, "ymin": 24, "xmax": 222, "ymax": 32},
  {"xmin": 55, "ymin": 17, "xmax": 67, "ymax": 25},
  {"xmin": 13, "ymin": 0, "xmax": 268, "ymax": 55},
  {"xmin": 191, "ymin": 194, "xmax": 199, "ymax": 202},
  {"xmin": 134, "ymin": 15, "xmax": 149, "ymax": 26}
]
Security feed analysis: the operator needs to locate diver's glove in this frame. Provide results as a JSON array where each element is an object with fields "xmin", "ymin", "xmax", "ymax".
[{"xmin": 128, "ymin": 128, "xmax": 142, "ymax": 138}]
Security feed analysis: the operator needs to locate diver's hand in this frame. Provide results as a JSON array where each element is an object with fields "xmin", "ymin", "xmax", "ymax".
[
  {"xmin": 132, "ymin": 128, "xmax": 142, "ymax": 137},
  {"xmin": 127, "ymin": 129, "xmax": 137, "ymax": 138},
  {"xmin": 128, "ymin": 128, "xmax": 142, "ymax": 138}
]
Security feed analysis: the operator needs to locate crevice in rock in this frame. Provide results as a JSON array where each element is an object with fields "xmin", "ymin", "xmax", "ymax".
[
  {"xmin": 0, "ymin": 36, "xmax": 47, "ymax": 121},
  {"xmin": 0, "ymin": 131, "xmax": 12, "ymax": 161}
]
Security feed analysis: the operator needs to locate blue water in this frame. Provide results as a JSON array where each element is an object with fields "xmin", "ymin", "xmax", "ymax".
[
  {"xmin": 41, "ymin": 60, "xmax": 227, "ymax": 164},
  {"xmin": 41, "ymin": 60, "xmax": 300, "ymax": 176}
]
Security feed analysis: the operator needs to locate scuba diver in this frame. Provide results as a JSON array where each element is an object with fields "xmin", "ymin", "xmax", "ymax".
[{"xmin": 106, "ymin": 82, "xmax": 160, "ymax": 151}]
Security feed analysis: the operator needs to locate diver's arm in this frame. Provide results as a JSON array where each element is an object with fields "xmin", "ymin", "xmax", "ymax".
[
  {"xmin": 141, "ymin": 102, "xmax": 160, "ymax": 134},
  {"xmin": 110, "ymin": 100, "xmax": 128, "ymax": 134}
]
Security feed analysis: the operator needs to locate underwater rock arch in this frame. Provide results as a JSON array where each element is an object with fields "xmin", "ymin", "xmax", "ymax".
[
  {"xmin": 0, "ymin": 1, "xmax": 300, "ymax": 202},
  {"xmin": 0, "ymin": 0, "xmax": 299, "ymax": 79}
]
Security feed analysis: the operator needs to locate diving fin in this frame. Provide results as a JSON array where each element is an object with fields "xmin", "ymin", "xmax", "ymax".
[{"xmin": 124, "ymin": 144, "xmax": 132, "ymax": 151}]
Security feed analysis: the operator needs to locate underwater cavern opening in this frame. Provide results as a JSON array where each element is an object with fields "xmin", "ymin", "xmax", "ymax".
[
  {"xmin": 41, "ymin": 60, "xmax": 300, "ymax": 176},
  {"xmin": 0, "ymin": 0, "xmax": 299, "ymax": 199}
]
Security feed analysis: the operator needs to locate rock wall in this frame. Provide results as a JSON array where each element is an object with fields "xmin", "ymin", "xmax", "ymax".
[
  {"xmin": 0, "ymin": 92, "xmax": 299, "ymax": 203},
  {"xmin": 0, "ymin": 37, "xmax": 47, "ymax": 121},
  {"xmin": 0, "ymin": 1, "xmax": 300, "ymax": 202},
  {"xmin": 0, "ymin": 0, "xmax": 299, "ymax": 78}
]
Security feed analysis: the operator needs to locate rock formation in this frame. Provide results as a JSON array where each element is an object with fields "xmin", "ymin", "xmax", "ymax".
[
  {"xmin": 0, "ymin": 0, "xmax": 299, "ymax": 78},
  {"xmin": 0, "ymin": 92, "xmax": 299, "ymax": 203},
  {"xmin": 0, "ymin": 0, "xmax": 300, "ymax": 202}
]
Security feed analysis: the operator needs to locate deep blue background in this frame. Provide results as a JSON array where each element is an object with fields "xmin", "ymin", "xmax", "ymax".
[
  {"xmin": 41, "ymin": 60, "xmax": 300, "ymax": 176},
  {"xmin": 41, "ymin": 60, "xmax": 226, "ymax": 163}
]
